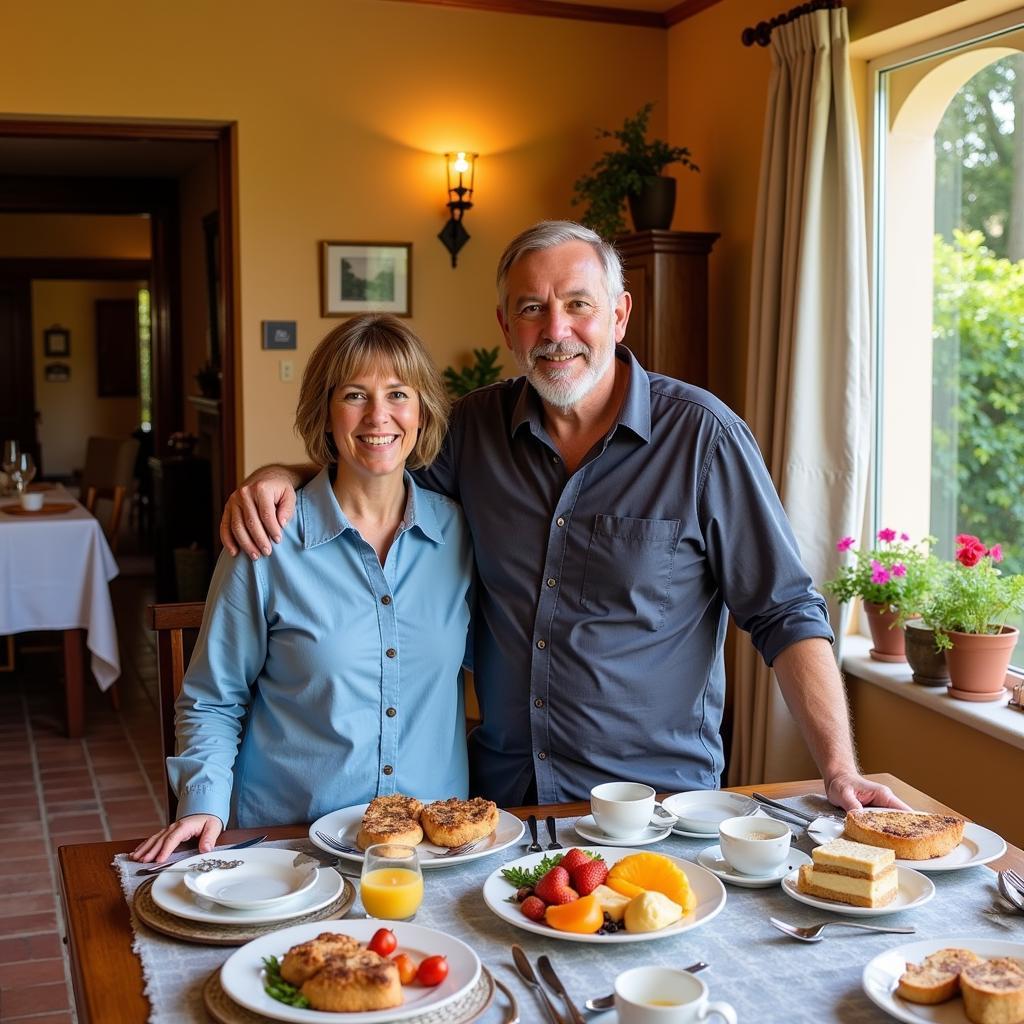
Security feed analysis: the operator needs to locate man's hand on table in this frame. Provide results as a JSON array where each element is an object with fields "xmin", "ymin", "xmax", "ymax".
[
  {"xmin": 825, "ymin": 771, "xmax": 912, "ymax": 812},
  {"xmin": 220, "ymin": 465, "xmax": 300, "ymax": 559},
  {"xmin": 130, "ymin": 814, "xmax": 224, "ymax": 864}
]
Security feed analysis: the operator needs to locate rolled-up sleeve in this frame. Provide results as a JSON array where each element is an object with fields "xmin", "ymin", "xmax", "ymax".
[
  {"xmin": 166, "ymin": 550, "xmax": 267, "ymax": 824},
  {"xmin": 699, "ymin": 420, "xmax": 833, "ymax": 665}
]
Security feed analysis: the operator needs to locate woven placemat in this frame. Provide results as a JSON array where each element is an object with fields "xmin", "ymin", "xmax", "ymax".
[
  {"xmin": 134, "ymin": 876, "xmax": 356, "ymax": 946},
  {"xmin": 202, "ymin": 965, "xmax": 497, "ymax": 1024},
  {"xmin": 1, "ymin": 502, "xmax": 76, "ymax": 516}
]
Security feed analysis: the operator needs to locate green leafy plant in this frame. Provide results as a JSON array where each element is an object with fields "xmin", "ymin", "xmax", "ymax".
[
  {"xmin": 824, "ymin": 529, "xmax": 938, "ymax": 625},
  {"xmin": 922, "ymin": 534, "xmax": 1024, "ymax": 649},
  {"xmin": 443, "ymin": 346, "xmax": 502, "ymax": 398},
  {"xmin": 572, "ymin": 102, "xmax": 698, "ymax": 239}
]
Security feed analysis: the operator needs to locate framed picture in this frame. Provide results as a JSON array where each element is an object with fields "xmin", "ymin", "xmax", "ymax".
[
  {"xmin": 44, "ymin": 326, "xmax": 70, "ymax": 357},
  {"xmin": 320, "ymin": 241, "xmax": 411, "ymax": 318},
  {"xmin": 45, "ymin": 362, "xmax": 70, "ymax": 383}
]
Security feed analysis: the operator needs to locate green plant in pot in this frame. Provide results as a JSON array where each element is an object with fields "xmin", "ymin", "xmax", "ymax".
[
  {"xmin": 824, "ymin": 529, "xmax": 937, "ymax": 662},
  {"xmin": 921, "ymin": 534, "xmax": 1024, "ymax": 701},
  {"xmin": 443, "ymin": 346, "xmax": 502, "ymax": 398},
  {"xmin": 572, "ymin": 102, "xmax": 698, "ymax": 239}
]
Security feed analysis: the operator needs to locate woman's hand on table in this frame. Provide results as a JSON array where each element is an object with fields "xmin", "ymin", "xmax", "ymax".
[
  {"xmin": 825, "ymin": 771, "xmax": 912, "ymax": 812},
  {"xmin": 130, "ymin": 814, "xmax": 224, "ymax": 863}
]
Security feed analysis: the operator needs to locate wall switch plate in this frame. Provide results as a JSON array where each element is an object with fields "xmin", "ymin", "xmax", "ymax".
[
  {"xmin": 262, "ymin": 320, "xmax": 297, "ymax": 350},
  {"xmin": 279, "ymin": 360, "xmax": 294, "ymax": 381}
]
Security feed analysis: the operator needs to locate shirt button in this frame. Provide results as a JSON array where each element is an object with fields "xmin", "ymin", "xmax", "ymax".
[
  {"xmin": 537, "ymin": 751, "xmax": 548, "ymax": 760},
  {"xmin": 556, "ymin": 517, "xmax": 565, "ymax": 527},
  {"xmin": 536, "ymin": 639, "xmax": 546, "ymax": 650},
  {"xmin": 534, "ymin": 698, "xmax": 544, "ymax": 708},
  {"xmin": 386, "ymin": 648, "xmax": 397, "ymax": 659},
  {"xmin": 381, "ymin": 595, "xmax": 392, "ymax": 605},
  {"xmin": 546, "ymin": 577, "xmax": 556, "ymax": 588},
  {"xmin": 386, "ymin": 707, "xmax": 397, "ymax": 717},
  {"xmin": 383, "ymin": 764, "xmax": 394, "ymax": 775}
]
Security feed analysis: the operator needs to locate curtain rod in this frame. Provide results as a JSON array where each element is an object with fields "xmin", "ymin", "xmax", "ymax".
[{"xmin": 741, "ymin": 0, "xmax": 843, "ymax": 47}]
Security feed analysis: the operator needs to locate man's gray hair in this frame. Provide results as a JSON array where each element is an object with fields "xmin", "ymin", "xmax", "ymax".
[{"xmin": 496, "ymin": 220, "xmax": 625, "ymax": 313}]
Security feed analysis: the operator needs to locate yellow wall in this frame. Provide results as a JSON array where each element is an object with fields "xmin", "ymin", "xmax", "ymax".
[{"xmin": 3, "ymin": 0, "xmax": 666, "ymax": 472}]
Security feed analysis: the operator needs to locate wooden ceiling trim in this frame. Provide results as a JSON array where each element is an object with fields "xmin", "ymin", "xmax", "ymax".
[
  {"xmin": 664, "ymin": 0, "xmax": 726, "ymax": 27},
  {"xmin": 380, "ymin": 0, "xmax": 666, "ymax": 29}
]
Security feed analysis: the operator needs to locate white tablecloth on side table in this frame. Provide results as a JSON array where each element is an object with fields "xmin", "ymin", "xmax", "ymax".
[{"xmin": 0, "ymin": 492, "xmax": 120, "ymax": 690}]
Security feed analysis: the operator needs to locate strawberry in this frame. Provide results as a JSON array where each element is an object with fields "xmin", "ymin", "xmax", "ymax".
[
  {"xmin": 559, "ymin": 848, "xmax": 592, "ymax": 873},
  {"xmin": 520, "ymin": 895, "xmax": 547, "ymax": 921},
  {"xmin": 569, "ymin": 857, "xmax": 608, "ymax": 896},
  {"xmin": 533, "ymin": 866, "xmax": 578, "ymax": 906}
]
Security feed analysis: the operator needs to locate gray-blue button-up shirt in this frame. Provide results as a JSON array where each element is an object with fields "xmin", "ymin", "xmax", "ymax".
[{"xmin": 417, "ymin": 346, "xmax": 832, "ymax": 805}]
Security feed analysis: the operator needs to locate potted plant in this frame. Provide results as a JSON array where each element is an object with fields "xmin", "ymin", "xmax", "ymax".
[
  {"xmin": 572, "ymin": 102, "xmax": 698, "ymax": 239},
  {"xmin": 825, "ymin": 529, "xmax": 937, "ymax": 662},
  {"xmin": 443, "ymin": 347, "xmax": 502, "ymax": 398},
  {"xmin": 921, "ymin": 534, "xmax": 1024, "ymax": 701}
]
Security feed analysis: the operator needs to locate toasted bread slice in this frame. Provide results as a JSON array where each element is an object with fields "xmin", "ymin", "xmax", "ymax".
[
  {"xmin": 300, "ymin": 949, "xmax": 402, "ymax": 1012},
  {"xmin": 960, "ymin": 957, "xmax": 1024, "ymax": 1024},
  {"xmin": 844, "ymin": 810, "xmax": 964, "ymax": 860},
  {"xmin": 421, "ymin": 797, "xmax": 499, "ymax": 847},
  {"xmin": 897, "ymin": 948, "xmax": 984, "ymax": 1005},
  {"xmin": 356, "ymin": 794, "xmax": 425, "ymax": 850},
  {"xmin": 280, "ymin": 932, "xmax": 362, "ymax": 986}
]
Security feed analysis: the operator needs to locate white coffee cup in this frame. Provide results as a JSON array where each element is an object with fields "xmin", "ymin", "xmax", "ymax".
[
  {"xmin": 718, "ymin": 814, "xmax": 791, "ymax": 875},
  {"xmin": 590, "ymin": 782, "xmax": 670, "ymax": 839},
  {"xmin": 19, "ymin": 491, "xmax": 44, "ymax": 512},
  {"xmin": 615, "ymin": 966, "xmax": 737, "ymax": 1024}
]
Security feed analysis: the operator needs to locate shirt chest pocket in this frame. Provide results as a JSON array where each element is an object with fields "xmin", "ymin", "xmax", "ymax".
[{"xmin": 580, "ymin": 514, "xmax": 680, "ymax": 631}]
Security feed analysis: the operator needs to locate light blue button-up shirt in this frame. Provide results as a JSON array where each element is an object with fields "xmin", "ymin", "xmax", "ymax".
[{"xmin": 168, "ymin": 468, "xmax": 473, "ymax": 827}]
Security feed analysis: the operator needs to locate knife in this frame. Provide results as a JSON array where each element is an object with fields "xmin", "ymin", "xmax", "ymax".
[
  {"xmin": 511, "ymin": 945, "xmax": 566, "ymax": 1024},
  {"xmin": 751, "ymin": 792, "xmax": 820, "ymax": 824},
  {"xmin": 537, "ymin": 954, "xmax": 585, "ymax": 1024},
  {"xmin": 134, "ymin": 834, "xmax": 269, "ymax": 876}
]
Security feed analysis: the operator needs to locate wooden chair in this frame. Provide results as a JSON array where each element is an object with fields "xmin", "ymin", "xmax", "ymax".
[
  {"xmin": 146, "ymin": 601, "xmax": 205, "ymax": 822},
  {"xmin": 81, "ymin": 436, "xmax": 140, "ymax": 554}
]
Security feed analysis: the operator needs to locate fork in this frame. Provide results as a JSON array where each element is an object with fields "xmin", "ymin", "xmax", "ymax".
[
  {"xmin": 770, "ymin": 917, "xmax": 916, "ymax": 943},
  {"xmin": 544, "ymin": 815, "xmax": 563, "ymax": 850},
  {"xmin": 1005, "ymin": 869, "xmax": 1024, "ymax": 896},
  {"xmin": 313, "ymin": 830, "xmax": 483, "ymax": 859}
]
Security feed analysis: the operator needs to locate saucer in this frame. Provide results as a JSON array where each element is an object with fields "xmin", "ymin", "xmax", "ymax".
[
  {"xmin": 574, "ymin": 815, "xmax": 671, "ymax": 847},
  {"xmin": 671, "ymin": 807, "xmax": 771, "ymax": 839},
  {"xmin": 697, "ymin": 844, "xmax": 811, "ymax": 888}
]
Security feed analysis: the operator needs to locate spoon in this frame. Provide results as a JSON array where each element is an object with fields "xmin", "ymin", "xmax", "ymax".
[
  {"xmin": 584, "ymin": 961, "xmax": 708, "ymax": 1011},
  {"xmin": 770, "ymin": 917, "xmax": 916, "ymax": 943}
]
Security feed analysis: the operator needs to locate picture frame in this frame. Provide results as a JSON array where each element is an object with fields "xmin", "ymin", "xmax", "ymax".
[
  {"xmin": 44, "ymin": 326, "xmax": 70, "ymax": 358},
  {"xmin": 320, "ymin": 241, "xmax": 411, "ymax": 318},
  {"xmin": 44, "ymin": 362, "xmax": 71, "ymax": 383}
]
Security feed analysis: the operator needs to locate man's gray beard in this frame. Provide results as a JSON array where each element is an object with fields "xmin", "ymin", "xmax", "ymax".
[{"xmin": 514, "ymin": 342, "xmax": 614, "ymax": 413}]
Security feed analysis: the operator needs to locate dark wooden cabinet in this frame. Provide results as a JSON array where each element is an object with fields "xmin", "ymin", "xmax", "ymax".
[
  {"xmin": 617, "ymin": 229, "xmax": 719, "ymax": 389},
  {"xmin": 149, "ymin": 454, "xmax": 212, "ymax": 601}
]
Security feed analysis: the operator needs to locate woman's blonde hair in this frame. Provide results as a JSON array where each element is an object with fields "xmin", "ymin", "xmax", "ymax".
[{"xmin": 295, "ymin": 313, "xmax": 450, "ymax": 470}]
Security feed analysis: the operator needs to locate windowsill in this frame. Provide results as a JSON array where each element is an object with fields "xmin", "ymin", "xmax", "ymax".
[{"xmin": 841, "ymin": 634, "xmax": 1024, "ymax": 752}]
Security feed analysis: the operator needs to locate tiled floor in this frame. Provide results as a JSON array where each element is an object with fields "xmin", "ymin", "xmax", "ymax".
[{"xmin": 0, "ymin": 570, "xmax": 165, "ymax": 1023}]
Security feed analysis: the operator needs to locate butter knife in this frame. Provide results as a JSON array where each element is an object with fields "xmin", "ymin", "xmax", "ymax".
[
  {"xmin": 135, "ymin": 834, "xmax": 268, "ymax": 876},
  {"xmin": 511, "ymin": 945, "xmax": 566, "ymax": 1024},
  {"xmin": 537, "ymin": 954, "xmax": 585, "ymax": 1024}
]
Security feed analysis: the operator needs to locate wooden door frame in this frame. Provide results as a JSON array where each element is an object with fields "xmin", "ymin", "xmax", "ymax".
[{"xmin": 0, "ymin": 118, "xmax": 239, "ymax": 492}]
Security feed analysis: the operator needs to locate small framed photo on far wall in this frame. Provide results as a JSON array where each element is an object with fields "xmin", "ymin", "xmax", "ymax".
[
  {"xmin": 320, "ymin": 241, "xmax": 411, "ymax": 318},
  {"xmin": 44, "ymin": 326, "xmax": 70, "ymax": 357}
]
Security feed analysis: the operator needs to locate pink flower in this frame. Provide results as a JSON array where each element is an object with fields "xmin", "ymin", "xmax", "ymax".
[
  {"xmin": 957, "ymin": 545, "xmax": 983, "ymax": 568},
  {"xmin": 877, "ymin": 528, "xmax": 897, "ymax": 543},
  {"xmin": 836, "ymin": 536, "xmax": 855, "ymax": 552},
  {"xmin": 900, "ymin": 532, "xmax": 910, "ymax": 541},
  {"xmin": 892, "ymin": 563, "xmax": 907, "ymax": 577},
  {"xmin": 956, "ymin": 533, "xmax": 984, "ymax": 550},
  {"xmin": 870, "ymin": 560, "xmax": 891, "ymax": 584},
  {"xmin": 990, "ymin": 544, "xmax": 1003, "ymax": 563}
]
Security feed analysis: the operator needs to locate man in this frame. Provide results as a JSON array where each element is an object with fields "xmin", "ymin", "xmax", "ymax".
[{"xmin": 223, "ymin": 220, "xmax": 904, "ymax": 813}]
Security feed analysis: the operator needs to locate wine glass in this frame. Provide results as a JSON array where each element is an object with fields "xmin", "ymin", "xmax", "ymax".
[
  {"xmin": 1, "ymin": 440, "xmax": 18, "ymax": 496},
  {"xmin": 359, "ymin": 844, "xmax": 423, "ymax": 921},
  {"xmin": 10, "ymin": 453, "xmax": 36, "ymax": 494}
]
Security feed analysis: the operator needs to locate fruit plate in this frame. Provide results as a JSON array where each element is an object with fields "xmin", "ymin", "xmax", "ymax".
[
  {"xmin": 308, "ymin": 804, "xmax": 524, "ymax": 868},
  {"xmin": 809, "ymin": 810, "xmax": 1007, "ymax": 872},
  {"xmin": 862, "ymin": 937, "xmax": 1024, "ymax": 1024},
  {"xmin": 220, "ymin": 919, "xmax": 480, "ymax": 1023},
  {"xmin": 781, "ymin": 864, "xmax": 935, "ymax": 917},
  {"xmin": 481, "ymin": 846, "xmax": 726, "ymax": 944}
]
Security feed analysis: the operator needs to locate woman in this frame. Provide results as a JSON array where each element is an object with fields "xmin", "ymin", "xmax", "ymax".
[{"xmin": 132, "ymin": 314, "xmax": 473, "ymax": 862}]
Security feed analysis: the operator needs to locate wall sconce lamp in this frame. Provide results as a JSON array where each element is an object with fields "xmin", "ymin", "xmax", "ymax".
[{"xmin": 438, "ymin": 151, "xmax": 477, "ymax": 268}]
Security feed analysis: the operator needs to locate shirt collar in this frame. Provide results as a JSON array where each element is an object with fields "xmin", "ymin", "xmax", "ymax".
[
  {"xmin": 299, "ymin": 467, "xmax": 445, "ymax": 549},
  {"xmin": 510, "ymin": 344, "xmax": 651, "ymax": 444}
]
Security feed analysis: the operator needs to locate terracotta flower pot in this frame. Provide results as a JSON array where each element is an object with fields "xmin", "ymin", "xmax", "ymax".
[
  {"xmin": 903, "ymin": 619, "xmax": 949, "ymax": 686},
  {"xmin": 944, "ymin": 625, "xmax": 1018, "ymax": 702},
  {"xmin": 863, "ymin": 601, "xmax": 906, "ymax": 662}
]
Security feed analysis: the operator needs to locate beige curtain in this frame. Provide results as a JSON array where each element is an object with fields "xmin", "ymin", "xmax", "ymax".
[{"xmin": 728, "ymin": 7, "xmax": 871, "ymax": 787}]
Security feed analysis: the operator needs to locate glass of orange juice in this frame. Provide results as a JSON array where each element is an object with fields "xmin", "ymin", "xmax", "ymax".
[{"xmin": 360, "ymin": 844, "xmax": 423, "ymax": 921}]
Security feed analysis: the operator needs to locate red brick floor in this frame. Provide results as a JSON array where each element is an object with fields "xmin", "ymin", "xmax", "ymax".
[{"xmin": 0, "ymin": 573, "xmax": 164, "ymax": 1023}]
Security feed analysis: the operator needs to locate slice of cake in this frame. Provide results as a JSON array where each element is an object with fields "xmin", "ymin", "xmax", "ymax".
[
  {"xmin": 796, "ymin": 837, "xmax": 898, "ymax": 908},
  {"xmin": 844, "ymin": 809, "xmax": 964, "ymax": 860},
  {"xmin": 959, "ymin": 957, "xmax": 1024, "ymax": 1024},
  {"xmin": 897, "ymin": 947, "xmax": 984, "ymax": 1005}
]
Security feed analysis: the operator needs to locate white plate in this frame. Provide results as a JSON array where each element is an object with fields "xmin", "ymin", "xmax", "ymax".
[
  {"xmin": 662, "ymin": 790, "xmax": 758, "ymax": 834},
  {"xmin": 697, "ymin": 844, "xmax": 812, "ymax": 888},
  {"xmin": 671, "ymin": 807, "xmax": 771, "ymax": 839},
  {"xmin": 574, "ymin": 814, "xmax": 672, "ymax": 847},
  {"xmin": 862, "ymin": 937, "xmax": 1024, "ymax": 1024},
  {"xmin": 184, "ymin": 848, "xmax": 319, "ymax": 910},
  {"xmin": 152, "ymin": 857, "xmax": 345, "ymax": 925},
  {"xmin": 810, "ymin": 810, "xmax": 1007, "ymax": 871},
  {"xmin": 482, "ymin": 846, "xmax": 726, "ymax": 943},
  {"xmin": 781, "ymin": 864, "xmax": 935, "ymax": 917},
  {"xmin": 308, "ymin": 803, "xmax": 524, "ymax": 868},
  {"xmin": 220, "ymin": 918, "xmax": 480, "ymax": 1024}
]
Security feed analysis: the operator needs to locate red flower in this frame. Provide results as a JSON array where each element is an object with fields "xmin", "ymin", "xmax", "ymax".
[
  {"xmin": 957, "ymin": 545, "xmax": 983, "ymax": 567},
  {"xmin": 877, "ymin": 528, "xmax": 897, "ymax": 543}
]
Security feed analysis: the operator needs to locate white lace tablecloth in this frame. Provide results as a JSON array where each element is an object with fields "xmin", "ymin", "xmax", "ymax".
[{"xmin": 114, "ymin": 802, "xmax": 1024, "ymax": 1023}]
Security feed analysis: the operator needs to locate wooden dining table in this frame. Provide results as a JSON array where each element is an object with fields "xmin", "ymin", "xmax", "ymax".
[{"xmin": 57, "ymin": 774, "xmax": 1024, "ymax": 1024}]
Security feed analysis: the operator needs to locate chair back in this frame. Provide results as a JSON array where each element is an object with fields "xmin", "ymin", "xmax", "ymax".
[
  {"xmin": 81, "ymin": 436, "xmax": 140, "ymax": 551},
  {"xmin": 146, "ymin": 601, "xmax": 205, "ymax": 822}
]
